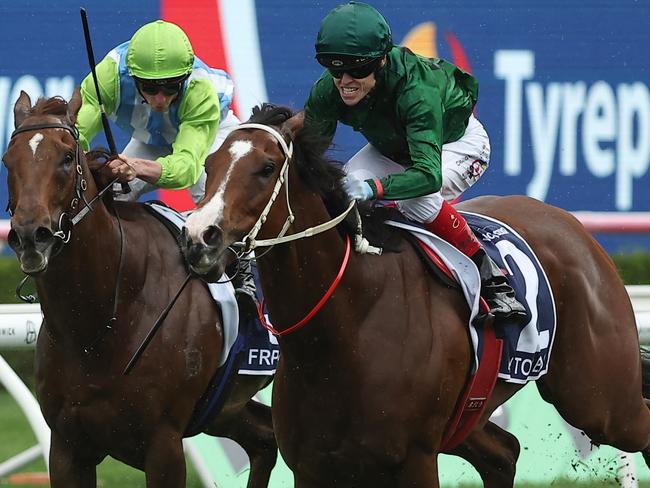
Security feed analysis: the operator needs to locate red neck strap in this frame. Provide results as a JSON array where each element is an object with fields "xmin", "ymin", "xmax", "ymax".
[{"xmin": 256, "ymin": 235, "xmax": 351, "ymax": 337}]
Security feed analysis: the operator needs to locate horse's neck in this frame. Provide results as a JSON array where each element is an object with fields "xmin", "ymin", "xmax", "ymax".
[
  {"xmin": 36, "ymin": 203, "xmax": 124, "ymax": 340},
  {"xmin": 257, "ymin": 216, "xmax": 357, "ymax": 358}
]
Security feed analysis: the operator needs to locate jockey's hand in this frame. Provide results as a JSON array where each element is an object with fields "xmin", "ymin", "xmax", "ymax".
[
  {"xmin": 109, "ymin": 154, "xmax": 163, "ymax": 184},
  {"xmin": 106, "ymin": 156, "xmax": 137, "ymax": 183},
  {"xmin": 342, "ymin": 174, "xmax": 374, "ymax": 201}
]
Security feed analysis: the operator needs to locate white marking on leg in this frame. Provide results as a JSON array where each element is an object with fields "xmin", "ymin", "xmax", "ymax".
[
  {"xmin": 185, "ymin": 140, "xmax": 253, "ymax": 243},
  {"xmin": 28, "ymin": 133, "xmax": 43, "ymax": 156}
]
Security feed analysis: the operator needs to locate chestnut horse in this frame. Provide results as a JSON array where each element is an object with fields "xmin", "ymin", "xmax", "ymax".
[
  {"xmin": 181, "ymin": 104, "xmax": 650, "ymax": 487},
  {"xmin": 2, "ymin": 90, "xmax": 277, "ymax": 487}
]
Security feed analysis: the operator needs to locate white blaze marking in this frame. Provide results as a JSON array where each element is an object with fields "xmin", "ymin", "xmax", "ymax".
[
  {"xmin": 229, "ymin": 140, "xmax": 253, "ymax": 162},
  {"xmin": 185, "ymin": 139, "xmax": 253, "ymax": 242},
  {"xmin": 28, "ymin": 133, "xmax": 43, "ymax": 156}
]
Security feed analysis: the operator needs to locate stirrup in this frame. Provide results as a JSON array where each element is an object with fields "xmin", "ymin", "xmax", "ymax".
[{"xmin": 484, "ymin": 293, "xmax": 527, "ymax": 323}]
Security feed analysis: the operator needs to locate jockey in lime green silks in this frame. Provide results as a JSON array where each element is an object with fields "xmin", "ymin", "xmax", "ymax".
[
  {"xmin": 76, "ymin": 20, "xmax": 239, "ymax": 204},
  {"xmin": 76, "ymin": 20, "xmax": 257, "ymax": 313}
]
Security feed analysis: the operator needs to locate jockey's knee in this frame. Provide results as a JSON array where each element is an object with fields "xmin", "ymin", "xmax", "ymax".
[{"xmin": 397, "ymin": 192, "xmax": 445, "ymax": 224}]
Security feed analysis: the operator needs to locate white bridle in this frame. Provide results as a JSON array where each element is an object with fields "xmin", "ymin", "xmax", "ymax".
[{"xmin": 230, "ymin": 123, "xmax": 381, "ymax": 255}]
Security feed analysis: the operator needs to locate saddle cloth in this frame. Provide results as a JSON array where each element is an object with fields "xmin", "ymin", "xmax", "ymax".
[{"xmin": 387, "ymin": 211, "xmax": 557, "ymax": 384}]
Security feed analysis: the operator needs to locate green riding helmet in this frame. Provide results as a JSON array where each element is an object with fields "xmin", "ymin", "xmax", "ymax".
[
  {"xmin": 127, "ymin": 20, "xmax": 194, "ymax": 80},
  {"xmin": 315, "ymin": 1, "xmax": 392, "ymax": 70}
]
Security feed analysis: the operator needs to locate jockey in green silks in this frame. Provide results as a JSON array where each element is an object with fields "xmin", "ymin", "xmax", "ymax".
[
  {"xmin": 75, "ymin": 20, "xmax": 256, "ymax": 312},
  {"xmin": 304, "ymin": 2, "xmax": 526, "ymax": 322}
]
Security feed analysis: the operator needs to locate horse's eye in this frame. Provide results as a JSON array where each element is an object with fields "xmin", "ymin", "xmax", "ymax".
[
  {"xmin": 259, "ymin": 161, "xmax": 276, "ymax": 178},
  {"xmin": 62, "ymin": 152, "xmax": 74, "ymax": 168}
]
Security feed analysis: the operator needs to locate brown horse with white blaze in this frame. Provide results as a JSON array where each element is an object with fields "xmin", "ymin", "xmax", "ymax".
[
  {"xmin": 182, "ymin": 104, "xmax": 650, "ymax": 487},
  {"xmin": 2, "ymin": 90, "xmax": 277, "ymax": 487}
]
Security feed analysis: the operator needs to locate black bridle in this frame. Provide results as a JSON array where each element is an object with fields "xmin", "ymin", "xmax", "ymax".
[
  {"xmin": 9, "ymin": 122, "xmax": 126, "ymax": 353},
  {"xmin": 9, "ymin": 122, "xmax": 104, "ymax": 241}
]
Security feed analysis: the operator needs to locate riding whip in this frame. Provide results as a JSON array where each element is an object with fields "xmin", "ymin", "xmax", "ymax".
[{"xmin": 79, "ymin": 7, "xmax": 131, "ymax": 194}]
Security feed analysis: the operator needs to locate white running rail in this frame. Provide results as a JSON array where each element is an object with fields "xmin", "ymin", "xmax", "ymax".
[{"xmin": 2, "ymin": 287, "xmax": 650, "ymax": 485}]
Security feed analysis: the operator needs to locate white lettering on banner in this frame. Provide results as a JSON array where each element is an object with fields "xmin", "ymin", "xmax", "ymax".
[
  {"xmin": 0, "ymin": 75, "xmax": 75, "ymax": 154},
  {"xmin": 618, "ymin": 83, "xmax": 650, "ymax": 210},
  {"xmin": 559, "ymin": 82, "xmax": 586, "ymax": 176},
  {"xmin": 494, "ymin": 50, "xmax": 650, "ymax": 210},
  {"xmin": 494, "ymin": 50, "xmax": 534, "ymax": 177},
  {"xmin": 583, "ymin": 81, "xmax": 616, "ymax": 178},
  {"xmin": 526, "ymin": 81, "xmax": 562, "ymax": 200}
]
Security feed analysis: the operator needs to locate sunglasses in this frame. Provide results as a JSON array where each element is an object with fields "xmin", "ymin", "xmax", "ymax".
[
  {"xmin": 328, "ymin": 62, "xmax": 379, "ymax": 80},
  {"xmin": 137, "ymin": 80, "xmax": 184, "ymax": 96}
]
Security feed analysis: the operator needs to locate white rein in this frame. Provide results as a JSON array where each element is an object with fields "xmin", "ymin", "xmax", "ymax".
[{"xmin": 231, "ymin": 123, "xmax": 381, "ymax": 255}]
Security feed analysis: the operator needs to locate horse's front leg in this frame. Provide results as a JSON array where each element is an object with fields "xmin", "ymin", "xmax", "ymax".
[
  {"xmin": 396, "ymin": 447, "xmax": 440, "ymax": 488},
  {"xmin": 204, "ymin": 399, "xmax": 277, "ymax": 488},
  {"xmin": 144, "ymin": 429, "xmax": 186, "ymax": 488},
  {"xmin": 49, "ymin": 432, "xmax": 98, "ymax": 488}
]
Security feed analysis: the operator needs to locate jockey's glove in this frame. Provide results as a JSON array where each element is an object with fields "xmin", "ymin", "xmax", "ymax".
[{"xmin": 342, "ymin": 174, "xmax": 374, "ymax": 201}]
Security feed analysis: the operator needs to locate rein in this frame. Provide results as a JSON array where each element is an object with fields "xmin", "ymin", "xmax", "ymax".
[
  {"xmin": 257, "ymin": 235, "xmax": 351, "ymax": 337},
  {"xmin": 230, "ymin": 123, "xmax": 379, "ymax": 254},
  {"xmin": 221, "ymin": 122, "xmax": 379, "ymax": 337},
  {"xmin": 9, "ymin": 122, "xmax": 126, "ymax": 352}
]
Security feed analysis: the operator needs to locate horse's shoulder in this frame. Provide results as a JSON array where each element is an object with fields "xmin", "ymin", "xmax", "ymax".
[{"xmin": 113, "ymin": 202, "xmax": 181, "ymax": 244}]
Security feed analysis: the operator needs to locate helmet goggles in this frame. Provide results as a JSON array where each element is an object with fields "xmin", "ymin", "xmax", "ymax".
[
  {"xmin": 135, "ymin": 75, "xmax": 187, "ymax": 96},
  {"xmin": 317, "ymin": 54, "xmax": 382, "ymax": 79}
]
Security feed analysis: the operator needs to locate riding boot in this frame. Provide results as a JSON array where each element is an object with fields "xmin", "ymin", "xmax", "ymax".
[
  {"xmin": 425, "ymin": 200, "xmax": 527, "ymax": 322},
  {"xmin": 230, "ymin": 256, "xmax": 259, "ymax": 320}
]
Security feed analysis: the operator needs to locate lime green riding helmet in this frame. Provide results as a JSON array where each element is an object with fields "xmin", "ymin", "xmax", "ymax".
[
  {"xmin": 315, "ymin": 2, "xmax": 392, "ymax": 70},
  {"xmin": 127, "ymin": 20, "xmax": 194, "ymax": 80}
]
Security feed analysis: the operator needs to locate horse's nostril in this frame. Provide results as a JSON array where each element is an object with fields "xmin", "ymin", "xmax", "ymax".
[
  {"xmin": 7, "ymin": 229, "xmax": 21, "ymax": 250},
  {"xmin": 202, "ymin": 225, "xmax": 223, "ymax": 248},
  {"xmin": 34, "ymin": 226, "xmax": 54, "ymax": 244}
]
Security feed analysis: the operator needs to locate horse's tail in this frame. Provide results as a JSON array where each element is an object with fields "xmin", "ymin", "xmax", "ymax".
[{"xmin": 641, "ymin": 347, "xmax": 650, "ymax": 399}]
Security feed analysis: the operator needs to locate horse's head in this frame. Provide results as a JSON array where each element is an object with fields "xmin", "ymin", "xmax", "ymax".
[
  {"xmin": 182, "ymin": 105, "xmax": 302, "ymax": 280},
  {"xmin": 182, "ymin": 104, "xmax": 348, "ymax": 281},
  {"xmin": 3, "ymin": 88, "xmax": 87, "ymax": 274}
]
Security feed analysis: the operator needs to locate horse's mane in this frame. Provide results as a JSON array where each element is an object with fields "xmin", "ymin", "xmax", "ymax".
[
  {"xmin": 31, "ymin": 96, "xmax": 74, "ymax": 124},
  {"xmin": 248, "ymin": 104, "xmax": 354, "ymax": 235}
]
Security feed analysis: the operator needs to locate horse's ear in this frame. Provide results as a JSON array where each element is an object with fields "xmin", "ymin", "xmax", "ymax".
[
  {"xmin": 281, "ymin": 111, "xmax": 305, "ymax": 142},
  {"xmin": 68, "ymin": 86, "xmax": 83, "ymax": 124},
  {"xmin": 13, "ymin": 91, "xmax": 32, "ymax": 128}
]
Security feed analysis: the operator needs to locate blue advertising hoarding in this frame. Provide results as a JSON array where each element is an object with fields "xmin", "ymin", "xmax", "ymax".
[{"xmin": 0, "ymin": 0, "xmax": 648, "ymax": 251}]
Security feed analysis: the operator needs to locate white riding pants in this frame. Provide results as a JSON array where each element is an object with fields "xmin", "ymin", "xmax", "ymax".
[
  {"xmin": 345, "ymin": 114, "xmax": 490, "ymax": 223},
  {"xmin": 116, "ymin": 110, "xmax": 241, "ymax": 203}
]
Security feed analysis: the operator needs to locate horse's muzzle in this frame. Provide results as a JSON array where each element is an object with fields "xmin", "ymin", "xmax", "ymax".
[
  {"xmin": 8, "ymin": 224, "xmax": 59, "ymax": 275},
  {"xmin": 180, "ymin": 226, "xmax": 226, "ymax": 281}
]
